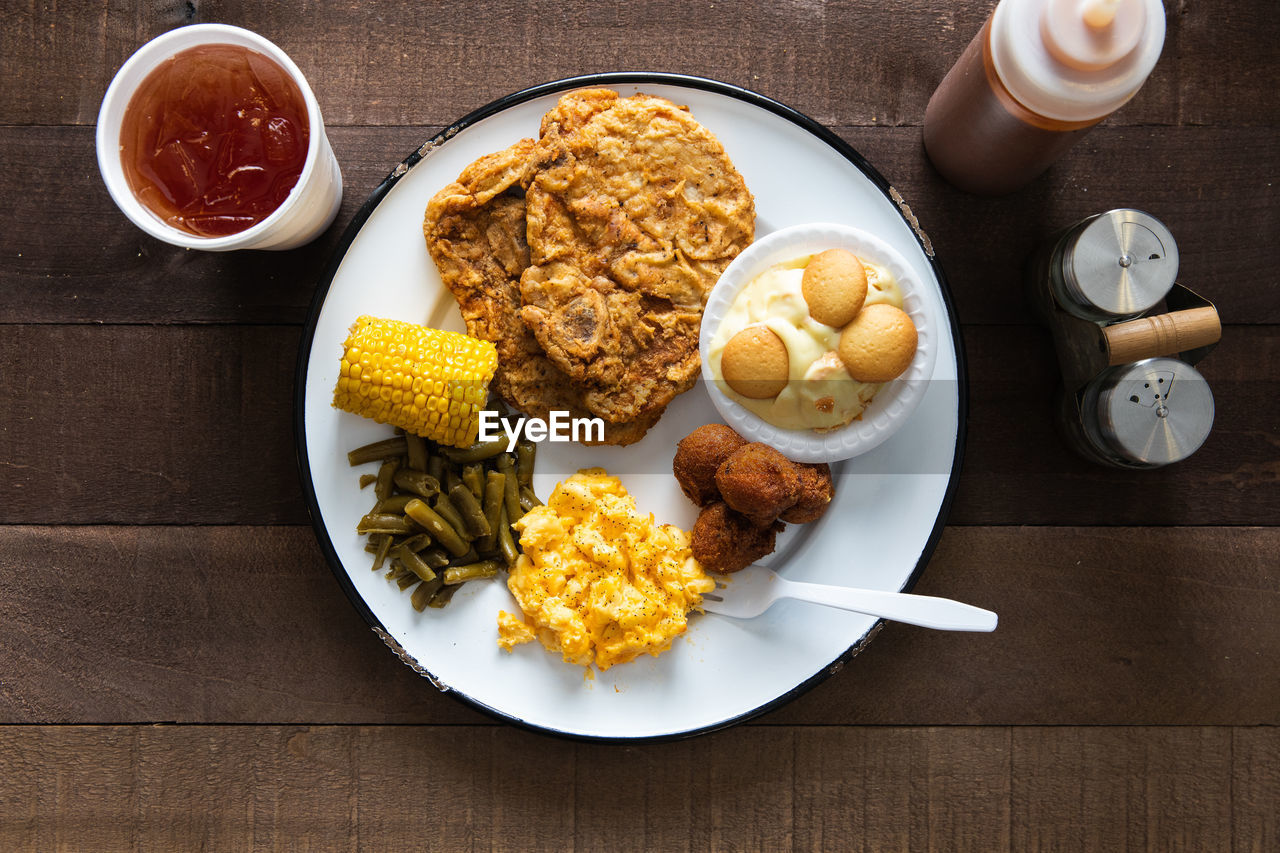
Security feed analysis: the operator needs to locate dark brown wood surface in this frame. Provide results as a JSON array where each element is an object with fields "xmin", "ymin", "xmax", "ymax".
[{"xmin": 1, "ymin": 1, "xmax": 1276, "ymax": 850}]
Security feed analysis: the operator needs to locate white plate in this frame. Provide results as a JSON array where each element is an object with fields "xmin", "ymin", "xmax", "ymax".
[{"xmin": 296, "ymin": 73, "xmax": 965, "ymax": 741}]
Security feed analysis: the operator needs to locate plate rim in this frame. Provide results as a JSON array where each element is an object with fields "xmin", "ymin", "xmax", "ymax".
[{"xmin": 293, "ymin": 71, "xmax": 970, "ymax": 743}]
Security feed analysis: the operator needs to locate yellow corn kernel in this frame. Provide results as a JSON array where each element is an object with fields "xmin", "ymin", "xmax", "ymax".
[{"xmin": 332, "ymin": 316, "xmax": 498, "ymax": 448}]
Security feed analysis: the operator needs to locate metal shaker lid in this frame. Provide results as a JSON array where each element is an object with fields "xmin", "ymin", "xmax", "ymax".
[
  {"xmin": 1095, "ymin": 357, "xmax": 1214, "ymax": 466},
  {"xmin": 1062, "ymin": 209, "xmax": 1179, "ymax": 317}
]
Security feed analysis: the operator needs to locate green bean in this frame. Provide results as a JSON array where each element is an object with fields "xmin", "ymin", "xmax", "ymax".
[
  {"xmin": 385, "ymin": 560, "xmax": 412, "ymax": 583},
  {"xmin": 404, "ymin": 499, "xmax": 470, "ymax": 557},
  {"xmin": 440, "ymin": 437, "xmax": 508, "ymax": 463},
  {"xmin": 403, "ymin": 432, "xmax": 427, "ymax": 471},
  {"xmin": 419, "ymin": 547, "xmax": 450, "ymax": 569},
  {"xmin": 443, "ymin": 559, "xmax": 502, "ymax": 585},
  {"xmin": 373, "ymin": 494, "xmax": 415, "ymax": 515},
  {"xmin": 462, "ymin": 464, "xmax": 485, "ymax": 501},
  {"xmin": 393, "ymin": 469, "xmax": 440, "ymax": 500},
  {"xmin": 497, "ymin": 502, "xmax": 520, "ymax": 568},
  {"xmin": 515, "ymin": 440, "xmax": 536, "ymax": 486},
  {"xmin": 446, "ymin": 547, "xmax": 481, "ymax": 567},
  {"xmin": 375, "ymin": 458, "xmax": 400, "ymax": 502},
  {"xmin": 411, "ymin": 576, "xmax": 444, "ymax": 612},
  {"xmin": 369, "ymin": 534, "xmax": 393, "ymax": 572},
  {"xmin": 449, "ymin": 482, "xmax": 491, "ymax": 538},
  {"xmin": 350, "ymin": 420, "xmax": 538, "ymax": 614},
  {"xmin": 356, "ymin": 512, "xmax": 418, "ymax": 536},
  {"xmin": 426, "ymin": 583, "xmax": 460, "ymax": 609},
  {"xmin": 396, "ymin": 545, "xmax": 438, "ymax": 584},
  {"xmin": 432, "ymin": 493, "xmax": 471, "ymax": 541},
  {"xmin": 397, "ymin": 532, "xmax": 432, "ymax": 552},
  {"xmin": 347, "ymin": 436, "xmax": 409, "ymax": 466},
  {"xmin": 478, "ymin": 471, "xmax": 505, "ymax": 552},
  {"xmin": 518, "ymin": 486, "xmax": 542, "ymax": 511},
  {"xmin": 426, "ymin": 453, "xmax": 445, "ymax": 484},
  {"xmin": 498, "ymin": 453, "xmax": 523, "ymax": 524}
]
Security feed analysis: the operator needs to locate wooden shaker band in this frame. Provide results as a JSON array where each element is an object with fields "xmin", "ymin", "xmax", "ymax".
[{"xmin": 1103, "ymin": 306, "xmax": 1222, "ymax": 366}]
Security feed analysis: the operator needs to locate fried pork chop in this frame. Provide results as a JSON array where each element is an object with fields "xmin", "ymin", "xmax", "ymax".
[
  {"xmin": 521, "ymin": 90, "xmax": 756, "ymax": 422},
  {"xmin": 423, "ymin": 138, "xmax": 659, "ymax": 445},
  {"xmin": 423, "ymin": 88, "xmax": 754, "ymax": 442}
]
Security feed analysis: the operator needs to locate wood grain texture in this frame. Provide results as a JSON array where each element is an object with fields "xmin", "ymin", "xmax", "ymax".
[
  {"xmin": 1, "ymin": 325, "xmax": 304, "ymax": 525},
  {"xmin": 4, "ymin": 1, "xmax": 1278, "ymax": 128},
  {"xmin": 3, "ymin": 0, "xmax": 1276, "ymax": 847},
  {"xmin": 792, "ymin": 727, "xmax": 1012, "ymax": 851},
  {"xmin": 1010, "ymin": 728, "xmax": 1236, "ymax": 852},
  {"xmin": 2, "ymin": 525, "xmax": 1275, "ymax": 726},
  {"xmin": 1, "ymin": 724, "xmax": 1275, "ymax": 852},
  {"xmin": 3, "ymin": 125, "xmax": 1274, "ymax": 326},
  {"xmin": 1234, "ymin": 727, "xmax": 1280, "ymax": 853},
  {"xmin": 3, "ymin": 324, "xmax": 1274, "ymax": 526},
  {"xmin": 954, "ymin": 323, "xmax": 1280, "ymax": 525}
]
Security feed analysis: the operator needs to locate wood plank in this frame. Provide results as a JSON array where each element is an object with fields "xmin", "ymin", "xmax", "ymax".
[
  {"xmin": 0, "ymin": 325, "xmax": 309, "ymax": 525},
  {"xmin": 844, "ymin": 125, "xmax": 1279, "ymax": 328},
  {"xmin": 2, "ymin": 525, "xmax": 1275, "ymax": 726},
  {"xmin": 752, "ymin": 525, "xmax": 1280, "ymax": 727},
  {"xmin": 952, "ymin": 323, "xmax": 1280, "ymax": 525},
  {"xmin": 5, "ymin": 1, "xmax": 1277, "ymax": 128},
  {"xmin": 1, "ymin": 725, "xmax": 1272, "ymax": 851},
  {"xmin": 0, "ymin": 526, "xmax": 479, "ymax": 725},
  {"xmin": 1234, "ymin": 728, "xmax": 1280, "ymax": 853},
  {"xmin": 3, "ymin": 125, "xmax": 1274, "ymax": 326},
  {"xmin": 792, "ymin": 727, "xmax": 1011, "ymax": 851},
  {"xmin": 2, "ymin": 324, "xmax": 1274, "ymax": 526},
  {"xmin": 0, "ymin": 125, "xmax": 422, "ymax": 327},
  {"xmin": 1010, "ymin": 728, "xmax": 1235, "ymax": 852}
]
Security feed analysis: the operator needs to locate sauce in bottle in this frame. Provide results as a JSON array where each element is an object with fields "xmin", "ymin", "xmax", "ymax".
[
  {"xmin": 120, "ymin": 43, "xmax": 310, "ymax": 237},
  {"xmin": 923, "ymin": 0, "xmax": 1165, "ymax": 195}
]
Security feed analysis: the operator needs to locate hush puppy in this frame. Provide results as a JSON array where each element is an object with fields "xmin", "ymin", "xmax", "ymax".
[
  {"xmin": 691, "ymin": 502, "xmax": 782, "ymax": 573},
  {"xmin": 715, "ymin": 443, "xmax": 800, "ymax": 527},
  {"xmin": 672, "ymin": 423, "xmax": 748, "ymax": 506},
  {"xmin": 778, "ymin": 462, "xmax": 835, "ymax": 524}
]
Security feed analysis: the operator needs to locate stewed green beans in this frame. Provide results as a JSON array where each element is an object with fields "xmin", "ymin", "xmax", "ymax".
[{"xmin": 346, "ymin": 423, "xmax": 540, "ymax": 612}]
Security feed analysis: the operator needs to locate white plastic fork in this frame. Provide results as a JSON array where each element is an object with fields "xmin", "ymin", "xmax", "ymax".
[{"xmin": 698, "ymin": 565, "xmax": 998, "ymax": 631}]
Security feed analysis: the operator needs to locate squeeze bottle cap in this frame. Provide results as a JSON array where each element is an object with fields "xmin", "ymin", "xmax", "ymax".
[
  {"xmin": 1043, "ymin": 0, "xmax": 1146, "ymax": 71},
  {"xmin": 991, "ymin": 0, "xmax": 1165, "ymax": 122}
]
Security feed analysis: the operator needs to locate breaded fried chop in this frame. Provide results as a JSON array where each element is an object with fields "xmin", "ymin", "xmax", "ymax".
[
  {"xmin": 422, "ymin": 138, "xmax": 658, "ymax": 445},
  {"xmin": 521, "ymin": 90, "xmax": 755, "ymax": 422},
  {"xmin": 423, "ymin": 88, "xmax": 753, "ymax": 442}
]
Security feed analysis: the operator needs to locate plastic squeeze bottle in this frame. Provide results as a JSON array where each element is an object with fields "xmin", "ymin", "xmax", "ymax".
[{"xmin": 923, "ymin": 0, "xmax": 1166, "ymax": 194}]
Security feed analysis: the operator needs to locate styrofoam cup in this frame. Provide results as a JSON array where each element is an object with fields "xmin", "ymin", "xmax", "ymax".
[{"xmin": 96, "ymin": 23, "xmax": 342, "ymax": 251}]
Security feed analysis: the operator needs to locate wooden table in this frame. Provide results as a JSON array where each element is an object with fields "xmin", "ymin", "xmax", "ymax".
[{"xmin": 3, "ymin": 1, "xmax": 1276, "ymax": 849}]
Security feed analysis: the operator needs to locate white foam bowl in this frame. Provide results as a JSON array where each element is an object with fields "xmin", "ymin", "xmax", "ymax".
[
  {"xmin": 700, "ymin": 222, "xmax": 939, "ymax": 462},
  {"xmin": 96, "ymin": 23, "xmax": 343, "ymax": 251}
]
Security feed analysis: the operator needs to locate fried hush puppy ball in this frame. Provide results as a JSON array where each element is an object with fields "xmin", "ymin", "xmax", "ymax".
[
  {"xmin": 778, "ymin": 462, "xmax": 835, "ymax": 524},
  {"xmin": 691, "ymin": 502, "xmax": 783, "ymax": 574},
  {"xmin": 715, "ymin": 442, "xmax": 801, "ymax": 527},
  {"xmin": 672, "ymin": 423, "xmax": 748, "ymax": 506}
]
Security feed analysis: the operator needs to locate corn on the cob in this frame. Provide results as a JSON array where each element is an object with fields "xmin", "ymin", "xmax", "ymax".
[{"xmin": 333, "ymin": 316, "xmax": 498, "ymax": 448}]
